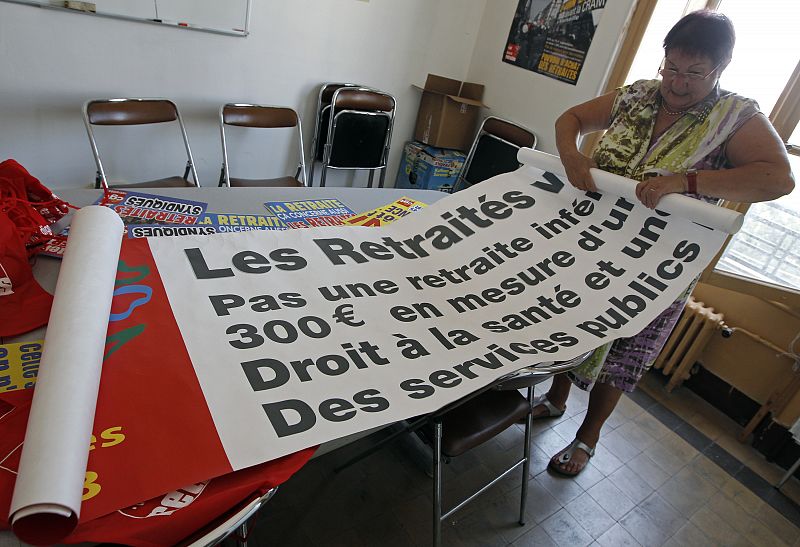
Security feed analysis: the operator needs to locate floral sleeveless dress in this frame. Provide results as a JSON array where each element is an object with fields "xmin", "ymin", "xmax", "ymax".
[{"xmin": 569, "ymin": 79, "xmax": 759, "ymax": 392}]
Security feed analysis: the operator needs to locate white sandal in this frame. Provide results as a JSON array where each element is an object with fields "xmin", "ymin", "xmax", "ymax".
[
  {"xmin": 548, "ymin": 439, "xmax": 595, "ymax": 477},
  {"xmin": 532, "ymin": 393, "xmax": 566, "ymax": 419}
]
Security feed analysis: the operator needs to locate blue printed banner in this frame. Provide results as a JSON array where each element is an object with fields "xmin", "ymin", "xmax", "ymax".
[
  {"xmin": 264, "ymin": 199, "xmax": 354, "ymax": 228},
  {"xmin": 96, "ymin": 190, "xmax": 208, "ymax": 226}
]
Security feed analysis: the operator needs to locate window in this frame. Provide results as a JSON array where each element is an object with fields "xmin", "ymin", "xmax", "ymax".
[
  {"xmin": 624, "ymin": 1, "xmax": 689, "ymax": 85},
  {"xmin": 711, "ymin": 0, "xmax": 800, "ymax": 294},
  {"xmin": 622, "ymin": 0, "xmax": 800, "ymax": 301}
]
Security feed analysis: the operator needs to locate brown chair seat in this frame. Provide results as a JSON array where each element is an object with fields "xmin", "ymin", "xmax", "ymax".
[
  {"xmin": 228, "ymin": 176, "xmax": 303, "ymax": 188},
  {"xmin": 438, "ymin": 389, "xmax": 530, "ymax": 457}
]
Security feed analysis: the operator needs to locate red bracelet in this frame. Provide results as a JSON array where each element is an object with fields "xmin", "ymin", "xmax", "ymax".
[{"xmin": 685, "ymin": 169, "xmax": 698, "ymax": 193}]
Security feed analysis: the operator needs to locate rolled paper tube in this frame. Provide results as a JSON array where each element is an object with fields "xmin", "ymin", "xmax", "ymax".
[
  {"xmin": 10, "ymin": 206, "xmax": 124, "ymax": 545},
  {"xmin": 517, "ymin": 148, "xmax": 744, "ymax": 235}
]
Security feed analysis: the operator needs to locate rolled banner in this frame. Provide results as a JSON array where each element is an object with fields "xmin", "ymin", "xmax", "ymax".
[
  {"xmin": 518, "ymin": 148, "xmax": 744, "ymax": 235},
  {"xmin": 10, "ymin": 206, "xmax": 124, "ymax": 544}
]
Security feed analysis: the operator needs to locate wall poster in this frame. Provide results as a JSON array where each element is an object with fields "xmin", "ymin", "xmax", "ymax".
[{"xmin": 503, "ymin": 0, "xmax": 607, "ymax": 85}]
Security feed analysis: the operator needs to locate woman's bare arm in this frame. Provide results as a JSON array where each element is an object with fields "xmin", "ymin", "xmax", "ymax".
[
  {"xmin": 637, "ymin": 113, "xmax": 795, "ymax": 208},
  {"xmin": 554, "ymin": 91, "xmax": 617, "ymax": 192}
]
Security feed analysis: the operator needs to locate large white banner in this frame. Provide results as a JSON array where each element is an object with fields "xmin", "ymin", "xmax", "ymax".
[
  {"xmin": 10, "ymin": 151, "xmax": 742, "ymax": 540},
  {"xmin": 149, "ymin": 154, "xmax": 732, "ymax": 471}
]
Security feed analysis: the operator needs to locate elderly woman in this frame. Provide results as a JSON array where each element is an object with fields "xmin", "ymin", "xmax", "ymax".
[{"xmin": 538, "ymin": 10, "xmax": 794, "ymax": 476}]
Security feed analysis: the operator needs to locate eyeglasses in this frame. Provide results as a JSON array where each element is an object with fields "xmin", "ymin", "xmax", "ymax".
[{"xmin": 658, "ymin": 58, "xmax": 722, "ymax": 81}]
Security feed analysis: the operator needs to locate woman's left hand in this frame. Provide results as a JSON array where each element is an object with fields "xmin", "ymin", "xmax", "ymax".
[{"xmin": 635, "ymin": 175, "xmax": 685, "ymax": 209}]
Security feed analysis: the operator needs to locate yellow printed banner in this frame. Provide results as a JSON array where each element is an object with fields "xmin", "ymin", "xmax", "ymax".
[
  {"xmin": 0, "ymin": 340, "xmax": 43, "ymax": 392},
  {"xmin": 345, "ymin": 197, "xmax": 427, "ymax": 227}
]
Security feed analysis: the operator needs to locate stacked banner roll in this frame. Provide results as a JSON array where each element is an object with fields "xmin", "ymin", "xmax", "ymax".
[{"xmin": 10, "ymin": 206, "xmax": 123, "ymax": 543}]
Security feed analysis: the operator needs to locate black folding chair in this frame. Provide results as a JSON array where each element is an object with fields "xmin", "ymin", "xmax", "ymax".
[
  {"xmin": 314, "ymin": 87, "xmax": 396, "ymax": 188},
  {"xmin": 453, "ymin": 116, "xmax": 536, "ymax": 193},
  {"xmin": 308, "ymin": 82, "xmax": 363, "ymax": 186}
]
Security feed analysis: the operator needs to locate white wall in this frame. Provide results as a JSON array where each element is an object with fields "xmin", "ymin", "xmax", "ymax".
[
  {"xmin": 465, "ymin": 0, "xmax": 637, "ymax": 154},
  {"xmin": 0, "ymin": 0, "xmax": 641, "ymax": 189},
  {"xmin": 0, "ymin": 0, "xmax": 486, "ymax": 188}
]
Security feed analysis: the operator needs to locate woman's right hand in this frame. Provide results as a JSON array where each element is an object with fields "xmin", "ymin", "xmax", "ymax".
[{"xmin": 561, "ymin": 150, "xmax": 597, "ymax": 192}]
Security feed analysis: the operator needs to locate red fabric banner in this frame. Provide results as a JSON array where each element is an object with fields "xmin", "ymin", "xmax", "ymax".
[{"xmin": 0, "ymin": 237, "xmax": 315, "ymax": 544}]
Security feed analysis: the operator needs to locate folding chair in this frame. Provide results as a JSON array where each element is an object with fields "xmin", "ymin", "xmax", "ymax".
[
  {"xmin": 218, "ymin": 103, "xmax": 306, "ymax": 188},
  {"xmin": 82, "ymin": 98, "xmax": 199, "ymax": 189},
  {"xmin": 314, "ymin": 87, "xmax": 396, "ymax": 188},
  {"xmin": 177, "ymin": 487, "xmax": 278, "ymax": 547},
  {"xmin": 426, "ymin": 352, "xmax": 590, "ymax": 547},
  {"xmin": 334, "ymin": 351, "xmax": 592, "ymax": 547},
  {"xmin": 453, "ymin": 116, "xmax": 536, "ymax": 193},
  {"xmin": 308, "ymin": 82, "xmax": 363, "ymax": 186}
]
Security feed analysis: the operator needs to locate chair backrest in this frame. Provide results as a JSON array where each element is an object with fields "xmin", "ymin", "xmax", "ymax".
[
  {"xmin": 83, "ymin": 98, "xmax": 199, "ymax": 189},
  {"xmin": 454, "ymin": 116, "xmax": 536, "ymax": 192},
  {"xmin": 218, "ymin": 103, "xmax": 307, "ymax": 187},
  {"xmin": 324, "ymin": 87, "xmax": 396, "ymax": 169}
]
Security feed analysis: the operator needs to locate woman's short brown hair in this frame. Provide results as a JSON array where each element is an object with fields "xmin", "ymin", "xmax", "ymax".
[{"xmin": 663, "ymin": 10, "xmax": 735, "ymax": 65}]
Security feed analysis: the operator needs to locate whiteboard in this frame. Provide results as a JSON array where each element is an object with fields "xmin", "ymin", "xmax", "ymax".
[{"xmin": 2, "ymin": 0, "xmax": 252, "ymax": 37}]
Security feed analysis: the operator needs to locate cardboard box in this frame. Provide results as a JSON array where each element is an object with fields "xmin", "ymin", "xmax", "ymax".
[
  {"xmin": 413, "ymin": 74, "xmax": 487, "ymax": 152},
  {"xmin": 395, "ymin": 140, "xmax": 465, "ymax": 193}
]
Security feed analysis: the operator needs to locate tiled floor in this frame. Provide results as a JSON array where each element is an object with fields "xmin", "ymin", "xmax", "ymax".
[{"xmin": 241, "ymin": 371, "xmax": 800, "ymax": 547}]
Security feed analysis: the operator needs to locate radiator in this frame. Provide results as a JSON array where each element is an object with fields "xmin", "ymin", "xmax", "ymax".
[{"xmin": 653, "ymin": 296, "xmax": 724, "ymax": 392}]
